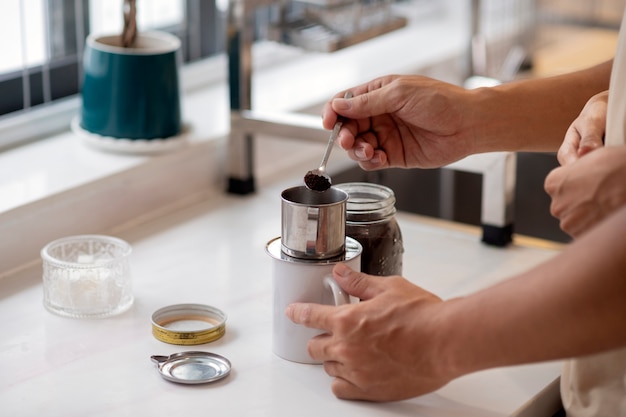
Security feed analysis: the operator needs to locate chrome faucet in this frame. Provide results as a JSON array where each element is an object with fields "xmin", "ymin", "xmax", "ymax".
[{"xmin": 226, "ymin": 0, "xmax": 528, "ymax": 246}]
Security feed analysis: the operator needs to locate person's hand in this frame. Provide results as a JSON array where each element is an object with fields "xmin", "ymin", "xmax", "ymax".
[
  {"xmin": 285, "ymin": 263, "xmax": 455, "ymax": 402},
  {"xmin": 557, "ymin": 91, "xmax": 607, "ymax": 165},
  {"xmin": 545, "ymin": 145, "xmax": 626, "ymax": 238},
  {"xmin": 321, "ymin": 75, "xmax": 475, "ymax": 171}
]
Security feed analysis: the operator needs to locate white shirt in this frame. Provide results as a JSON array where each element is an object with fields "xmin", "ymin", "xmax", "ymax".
[
  {"xmin": 607, "ymin": 7, "xmax": 626, "ymax": 147},
  {"xmin": 559, "ymin": 7, "xmax": 626, "ymax": 417}
]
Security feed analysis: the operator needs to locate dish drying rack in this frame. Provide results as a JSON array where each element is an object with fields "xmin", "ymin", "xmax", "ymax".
[{"xmin": 266, "ymin": 0, "xmax": 408, "ymax": 52}]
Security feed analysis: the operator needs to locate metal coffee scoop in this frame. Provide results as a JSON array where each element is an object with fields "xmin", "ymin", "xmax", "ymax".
[{"xmin": 304, "ymin": 91, "xmax": 353, "ymax": 192}]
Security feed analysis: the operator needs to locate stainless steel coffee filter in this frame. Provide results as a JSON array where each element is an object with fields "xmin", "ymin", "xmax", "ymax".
[{"xmin": 281, "ymin": 186, "xmax": 347, "ymax": 259}]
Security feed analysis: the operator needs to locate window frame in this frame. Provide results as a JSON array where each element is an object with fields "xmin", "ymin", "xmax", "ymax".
[{"xmin": 0, "ymin": 0, "xmax": 224, "ymax": 150}]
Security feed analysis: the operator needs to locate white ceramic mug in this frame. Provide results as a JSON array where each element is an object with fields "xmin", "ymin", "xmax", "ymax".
[{"xmin": 266, "ymin": 237, "xmax": 362, "ymax": 364}]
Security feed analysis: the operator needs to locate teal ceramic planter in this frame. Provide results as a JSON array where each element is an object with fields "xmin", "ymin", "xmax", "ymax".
[{"xmin": 80, "ymin": 31, "xmax": 182, "ymax": 140}]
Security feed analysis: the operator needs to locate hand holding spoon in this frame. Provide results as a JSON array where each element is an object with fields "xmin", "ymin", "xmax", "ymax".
[{"xmin": 304, "ymin": 91, "xmax": 353, "ymax": 192}]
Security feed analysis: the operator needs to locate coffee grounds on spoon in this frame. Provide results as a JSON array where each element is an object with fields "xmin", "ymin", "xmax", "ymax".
[{"xmin": 304, "ymin": 172, "xmax": 331, "ymax": 192}]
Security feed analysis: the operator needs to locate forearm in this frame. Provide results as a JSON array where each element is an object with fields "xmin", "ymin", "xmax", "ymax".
[
  {"xmin": 440, "ymin": 203, "xmax": 626, "ymax": 378},
  {"xmin": 466, "ymin": 60, "xmax": 613, "ymax": 154}
]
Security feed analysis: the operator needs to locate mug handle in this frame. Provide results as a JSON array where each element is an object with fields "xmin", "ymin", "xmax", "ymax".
[{"xmin": 323, "ymin": 276, "xmax": 350, "ymax": 305}]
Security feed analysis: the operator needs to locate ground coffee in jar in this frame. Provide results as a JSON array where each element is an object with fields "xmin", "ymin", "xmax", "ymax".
[{"xmin": 335, "ymin": 183, "xmax": 403, "ymax": 276}]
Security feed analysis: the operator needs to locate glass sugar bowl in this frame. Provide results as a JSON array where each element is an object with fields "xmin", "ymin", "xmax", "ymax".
[{"xmin": 335, "ymin": 182, "xmax": 404, "ymax": 276}]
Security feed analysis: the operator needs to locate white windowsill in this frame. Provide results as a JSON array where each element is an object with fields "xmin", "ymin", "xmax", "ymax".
[{"xmin": 0, "ymin": 6, "xmax": 468, "ymax": 279}]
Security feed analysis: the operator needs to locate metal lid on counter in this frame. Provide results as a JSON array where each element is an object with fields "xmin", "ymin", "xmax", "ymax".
[{"xmin": 150, "ymin": 351, "xmax": 231, "ymax": 384}]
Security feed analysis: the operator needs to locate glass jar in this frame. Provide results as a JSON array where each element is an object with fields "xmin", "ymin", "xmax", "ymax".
[{"xmin": 335, "ymin": 183, "xmax": 404, "ymax": 276}]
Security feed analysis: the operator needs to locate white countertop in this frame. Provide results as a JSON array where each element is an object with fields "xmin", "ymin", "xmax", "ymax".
[{"xmin": 0, "ymin": 172, "xmax": 563, "ymax": 417}]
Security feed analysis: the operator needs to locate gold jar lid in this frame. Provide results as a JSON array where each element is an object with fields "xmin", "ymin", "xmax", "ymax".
[{"xmin": 151, "ymin": 304, "xmax": 227, "ymax": 345}]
